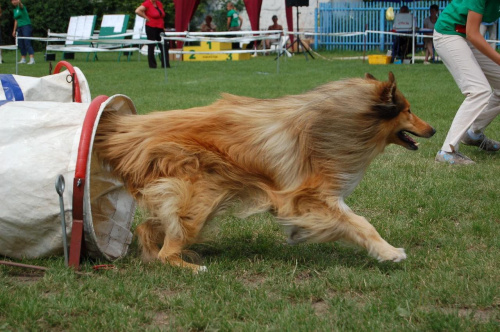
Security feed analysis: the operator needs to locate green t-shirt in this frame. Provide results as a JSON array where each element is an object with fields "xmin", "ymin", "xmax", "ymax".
[
  {"xmin": 435, "ymin": 0, "xmax": 500, "ymax": 36},
  {"xmin": 227, "ymin": 9, "xmax": 240, "ymax": 28},
  {"xmin": 13, "ymin": 5, "xmax": 31, "ymax": 27}
]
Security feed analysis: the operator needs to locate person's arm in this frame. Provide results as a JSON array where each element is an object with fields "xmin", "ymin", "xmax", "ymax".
[
  {"xmin": 227, "ymin": 16, "xmax": 231, "ymax": 30},
  {"xmin": 239, "ymin": 16, "xmax": 243, "ymax": 29},
  {"xmin": 12, "ymin": 20, "xmax": 17, "ymax": 37},
  {"xmin": 135, "ymin": 5, "xmax": 149, "ymax": 22},
  {"xmin": 466, "ymin": 10, "xmax": 500, "ymax": 65}
]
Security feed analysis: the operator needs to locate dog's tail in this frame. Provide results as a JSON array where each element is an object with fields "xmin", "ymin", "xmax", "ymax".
[{"xmin": 93, "ymin": 111, "xmax": 149, "ymax": 193}]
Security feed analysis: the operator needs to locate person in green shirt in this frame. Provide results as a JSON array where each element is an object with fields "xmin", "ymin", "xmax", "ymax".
[
  {"xmin": 226, "ymin": 2, "xmax": 243, "ymax": 50},
  {"xmin": 11, "ymin": 0, "xmax": 35, "ymax": 64},
  {"xmin": 433, "ymin": 0, "xmax": 500, "ymax": 165},
  {"xmin": 226, "ymin": 2, "xmax": 243, "ymax": 31}
]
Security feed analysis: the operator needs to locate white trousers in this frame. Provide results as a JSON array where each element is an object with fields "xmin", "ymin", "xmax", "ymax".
[{"xmin": 433, "ymin": 31, "xmax": 500, "ymax": 153}]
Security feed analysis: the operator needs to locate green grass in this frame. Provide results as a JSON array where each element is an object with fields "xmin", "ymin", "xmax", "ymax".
[{"xmin": 0, "ymin": 51, "xmax": 499, "ymax": 331}]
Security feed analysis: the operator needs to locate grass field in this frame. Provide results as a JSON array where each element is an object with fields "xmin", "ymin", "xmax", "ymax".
[{"xmin": 0, "ymin": 50, "xmax": 499, "ymax": 331}]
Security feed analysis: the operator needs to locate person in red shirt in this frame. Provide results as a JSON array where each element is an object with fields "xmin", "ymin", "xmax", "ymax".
[{"xmin": 136, "ymin": 0, "xmax": 170, "ymax": 69}]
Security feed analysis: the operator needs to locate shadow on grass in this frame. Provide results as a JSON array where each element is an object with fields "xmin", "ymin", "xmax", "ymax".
[
  {"xmin": 118, "ymin": 219, "xmax": 407, "ymax": 274},
  {"xmin": 187, "ymin": 233, "xmax": 405, "ymax": 273}
]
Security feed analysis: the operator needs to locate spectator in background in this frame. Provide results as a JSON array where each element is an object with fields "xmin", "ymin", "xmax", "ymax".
[
  {"xmin": 423, "ymin": 4, "xmax": 439, "ymax": 64},
  {"xmin": 265, "ymin": 15, "xmax": 284, "ymax": 49},
  {"xmin": 135, "ymin": 0, "xmax": 170, "ymax": 69},
  {"xmin": 480, "ymin": 20, "xmax": 498, "ymax": 49},
  {"xmin": 226, "ymin": 2, "xmax": 243, "ymax": 31},
  {"xmin": 11, "ymin": 0, "xmax": 35, "ymax": 65},
  {"xmin": 393, "ymin": 5, "xmax": 413, "ymax": 60},
  {"xmin": 201, "ymin": 15, "xmax": 216, "ymax": 32},
  {"xmin": 227, "ymin": 2, "xmax": 243, "ymax": 49}
]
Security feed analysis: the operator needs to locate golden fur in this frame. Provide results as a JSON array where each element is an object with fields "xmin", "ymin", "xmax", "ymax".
[{"xmin": 93, "ymin": 72, "xmax": 435, "ymax": 271}]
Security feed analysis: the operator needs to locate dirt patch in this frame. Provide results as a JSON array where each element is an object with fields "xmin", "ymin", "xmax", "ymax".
[
  {"xmin": 311, "ymin": 299, "xmax": 329, "ymax": 316},
  {"xmin": 456, "ymin": 308, "xmax": 498, "ymax": 323},
  {"xmin": 153, "ymin": 311, "xmax": 172, "ymax": 325},
  {"xmin": 3, "ymin": 270, "xmax": 45, "ymax": 283},
  {"xmin": 421, "ymin": 306, "xmax": 499, "ymax": 323},
  {"xmin": 238, "ymin": 271, "xmax": 267, "ymax": 289},
  {"xmin": 12, "ymin": 275, "xmax": 44, "ymax": 283},
  {"xmin": 153, "ymin": 288, "xmax": 183, "ymax": 300}
]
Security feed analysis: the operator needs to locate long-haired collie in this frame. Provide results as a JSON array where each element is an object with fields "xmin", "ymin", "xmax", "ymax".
[{"xmin": 94, "ymin": 72, "xmax": 435, "ymax": 272}]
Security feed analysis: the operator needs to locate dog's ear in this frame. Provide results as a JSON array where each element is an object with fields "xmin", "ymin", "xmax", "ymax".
[
  {"xmin": 388, "ymin": 71, "xmax": 395, "ymax": 83},
  {"xmin": 365, "ymin": 73, "xmax": 377, "ymax": 81},
  {"xmin": 372, "ymin": 72, "xmax": 401, "ymax": 119},
  {"xmin": 380, "ymin": 72, "xmax": 397, "ymax": 103}
]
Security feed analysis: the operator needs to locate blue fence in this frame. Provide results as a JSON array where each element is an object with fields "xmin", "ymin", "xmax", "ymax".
[{"xmin": 314, "ymin": 1, "xmax": 450, "ymax": 51}]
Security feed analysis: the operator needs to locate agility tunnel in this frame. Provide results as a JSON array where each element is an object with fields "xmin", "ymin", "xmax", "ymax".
[{"xmin": 0, "ymin": 62, "xmax": 136, "ymax": 264}]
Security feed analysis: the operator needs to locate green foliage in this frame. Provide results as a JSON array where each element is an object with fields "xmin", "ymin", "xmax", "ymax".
[
  {"xmin": 0, "ymin": 0, "xmax": 93, "ymax": 45},
  {"xmin": 91, "ymin": 0, "xmax": 137, "ymax": 29},
  {"xmin": 31, "ymin": 0, "xmax": 93, "ymax": 38},
  {"xmin": 190, "ymin": 0, "xmax": 246, "ymax": 32},
  {"xmin": 0, "ymin": 0, "xmax": 15, "ymax": 45}
]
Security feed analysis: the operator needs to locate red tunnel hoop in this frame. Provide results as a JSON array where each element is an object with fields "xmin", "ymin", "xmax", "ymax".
[
  {"xmin": 74, "ymin": 95, "xmax": 109, "ymax": 179},
  {"xmin": 53, "ymin": 61, "xmax": 82, "ymax": 103},
  {"xmin": 69, "ymin": 95, "xmax": 109, "ymax": 269}
]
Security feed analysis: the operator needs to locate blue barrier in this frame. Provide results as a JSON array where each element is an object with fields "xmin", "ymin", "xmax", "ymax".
[{"xmin": 314, "ymin": 1, "xmax": 451, "ymax": 51}]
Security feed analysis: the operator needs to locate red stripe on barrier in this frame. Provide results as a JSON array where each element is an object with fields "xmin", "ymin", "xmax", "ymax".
[
  {"xmin": 69, "ymin": 95, "xmax": 109, "ymax": 270},
  {"xmin": 53, "ymin": 61, "xmax": 82, "ymax": 103}
]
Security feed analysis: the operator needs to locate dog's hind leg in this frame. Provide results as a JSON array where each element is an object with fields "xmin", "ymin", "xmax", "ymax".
[
  {"xmin": 140, "ymin": 177, "xmax": 227, "ymax": 272},
  {"xmin": 157, "ymin": 238, "xmax": 207, "ymax": 272},
  {"xmin": 136, "ymin": 221, "xmax": 205, "ymax": 272},
  {"xmin": 135, "ymin": 220, "xmax": 164, "ymax": 262}
]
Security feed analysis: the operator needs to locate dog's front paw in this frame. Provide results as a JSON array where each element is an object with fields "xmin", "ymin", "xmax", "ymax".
[{"xmin": 377, "ymin": 247, "xmax": 407, "ymax": 263}]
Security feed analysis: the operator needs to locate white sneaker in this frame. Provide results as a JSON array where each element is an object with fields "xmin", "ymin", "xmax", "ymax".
[
  {"xmin": 435, "ymin": 150, "xmax": 475, "ymax": 165},
  {"xmin": 27, "ymin": 59, "xmax": 35, "ymax": 65},
  {"xmin": 423, "ymin": 61, "xmax": 430, "ymax": 65},
  {"xmin": 18, "ymin": 58, "xmax": 27, "ymax": 64}
]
